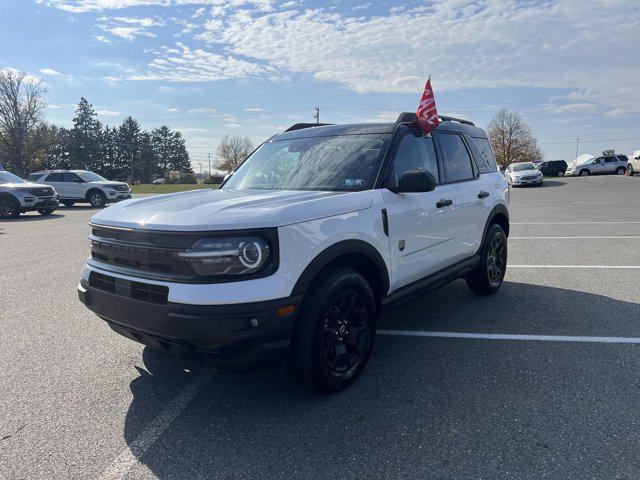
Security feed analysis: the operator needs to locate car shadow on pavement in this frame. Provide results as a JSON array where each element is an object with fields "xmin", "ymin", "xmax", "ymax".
[
  {"xmin": 0, "ymin": 213, "xmax": 65, "ymax": 222},
  {"xmin": 119, "ymin": 280, "xmax": 640, "ymax": 479}
]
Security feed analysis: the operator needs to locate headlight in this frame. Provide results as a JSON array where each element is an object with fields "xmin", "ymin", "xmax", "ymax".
[{"xmin": 176, "ymin": 236, "xmax": 271, "ymax": 276}]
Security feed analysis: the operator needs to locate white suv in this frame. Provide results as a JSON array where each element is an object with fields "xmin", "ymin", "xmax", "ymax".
[
  {"xmin": 78, "ymin": 114, "xmax": 510, "ymax": 391},
  {"xmin": 30, "ymin": 170, "xmax": 131, "ymax": 208},
  {"xmin": 0, "ymin": 170, "xmax": 59, "ymax": 218}
]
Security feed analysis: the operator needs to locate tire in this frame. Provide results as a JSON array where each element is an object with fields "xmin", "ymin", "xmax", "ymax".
[
  {"xmin": 578, "ymin": 169, "xmax": 590, "ymax": 177},
  {"xmin": 466, "ymin": 223, "xmax": 508, "ymax": 295},
  {"xmin": 62, "ymin": 201, "xmax": 75, "ymax": 207},
  {"xmin": 0, "ymin": 196, "xmax": 21, "ymax": 218},
  {"xmin": 37, "ymin": 208, "xmax": 56, "ymax": 216},
  {"xmin": 288, "ymin": 266, "xmax": 377, "ymax": 392},
  {"xmin": 558, "ymin": 171, "xmax": 565, "ymax": 177},
  {"xmin": 88, "ymin": 190, "xmax": 107, "ymax": 208},
  {"xmin": 627, "ymin": 165, "xmax": 634, "ymax": 176},
  {"xmin": 615, "ymin": 167, "xmax": 626, "ymax": 176}
]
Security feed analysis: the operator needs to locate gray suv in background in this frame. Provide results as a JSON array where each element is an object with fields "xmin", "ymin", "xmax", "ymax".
[{"xmin": 566, "ymin": 155, "xmax": 628, "ymax": 176}]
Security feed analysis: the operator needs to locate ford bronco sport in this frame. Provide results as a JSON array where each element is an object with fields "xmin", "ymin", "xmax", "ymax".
[{"xmin": 78, "ymin": 113, "xmax": 510, "ymax": 391}]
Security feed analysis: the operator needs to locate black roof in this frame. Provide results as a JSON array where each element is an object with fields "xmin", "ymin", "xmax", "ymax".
[{"xmin": 275, "ymin": 113, "xmax": 487, "ymax": 141}]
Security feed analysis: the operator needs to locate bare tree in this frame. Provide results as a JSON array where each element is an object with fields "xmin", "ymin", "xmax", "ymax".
[
  {"xmin": 215, "ymin": 135, "xmax": 254, "ymax": 171},
  {"xmin": 0, "ymin": 70, "xmax": 47, "ymax": 176},
  {"xmin": 487, "ymin": 108, "xmax": 542, "ymax": 168}
]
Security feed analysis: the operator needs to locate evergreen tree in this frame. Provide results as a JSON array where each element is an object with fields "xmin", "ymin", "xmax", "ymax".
[
  {"xmin": 138, "ymin": 132, "xmax": 156, "ymax": 183},
  {"xmin": 116, "ymin": 116, "xmax": 141, "ymax": 181},
  {"xmin": 72, "ymin": 98, "xmax": 102, "ymax": 170},
  {"xmin": 168, "ymin": 130, "xmax": 191, "ymax": 172},
  {"xmin": 41, "ymin": 125, "xmax": 73, "ymax": 170},
  {"xmin": 98, "ymin": 125, "xmax": 119, "ymax": 179},
  {"xmin": 151, "ymin": 125, "xmax": 173, "ymax": 174}
]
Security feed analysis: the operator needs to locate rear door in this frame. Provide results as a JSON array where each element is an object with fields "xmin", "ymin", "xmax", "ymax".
[
  {"xmin": 381, "ymin": 131, "xmax": 457, "ymax": 290},
  {"xmin": 604, "ymin": 156, "xmax": 618, "ymax": 173},
  {"xmin": 43, "ymin": 172, "xmax": 68, "ymax": 197},
  {"xmin": 435, "ymin": 132, "xmax": 488, "ymax": 259}
]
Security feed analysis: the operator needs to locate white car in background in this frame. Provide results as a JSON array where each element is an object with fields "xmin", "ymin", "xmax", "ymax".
[
  {"xmin": 504, "ymin": 162, "xmax": 543, "ymax": 186},
  {"xmin": 29, "ymin": 170, "xmax": 131, "ymax": 208},
  {"xmin": 627, "ymin": 150, "xmax": 640, "ymax": 176}
]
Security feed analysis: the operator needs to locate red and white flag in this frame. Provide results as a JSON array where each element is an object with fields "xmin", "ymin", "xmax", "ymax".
[{"xmin": 416, "ymin": 76, "xmax": 439, "ymax": 134}]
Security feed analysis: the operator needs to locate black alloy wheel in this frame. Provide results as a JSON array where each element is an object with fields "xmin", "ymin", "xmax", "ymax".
[
  {"xmin": 0, "ymin": 197, "xmax": 20, "ymax": 218},
  {"xmin": 466, "ymin": 223, "xmax": 508, "ymax": 295},
  {"xmin": 486, "ymin": 235, "xmax": 507, "ymax": 288}
]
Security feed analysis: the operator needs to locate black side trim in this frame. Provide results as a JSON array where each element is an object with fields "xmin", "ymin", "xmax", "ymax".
[
  {"xmin": 291, "ymin": 240, "xmax": 390, "ymax": 296},
  {"xmin": 381, "ymin": 256, "xmax": 479, "ymax": 313},
  {"xmin": 381, "ymin": 209, "xmax": 389, "ymax": 236},
  {"xmin": 478, "ymin": 204, "xmax": 510, "ymax": 254}
]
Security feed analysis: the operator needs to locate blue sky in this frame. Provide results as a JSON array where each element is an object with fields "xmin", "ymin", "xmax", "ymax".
[{"xmin": 1, "ymin": 0, "xmax": 639, "ymax": 170}]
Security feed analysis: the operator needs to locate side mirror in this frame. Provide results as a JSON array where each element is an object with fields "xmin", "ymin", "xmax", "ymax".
[{"xmin": 391, "ymin": 170, "xmax": 436, "ymax": 193}]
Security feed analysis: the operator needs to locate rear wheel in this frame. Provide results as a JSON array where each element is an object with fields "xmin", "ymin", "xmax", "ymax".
[
  {"xmin": 628, "ymin": 165, "xmax": 635, "ymax": 176},
  {"xmin": 615, "ymin": 167, "xmax": 626, "ymax": 176},
  {"xmin": 289, "ymin": 267, "xmax": 376, "ymax": 392},
  {"xmin": 578, "ymin": 169, "xmax": 590, "ymax": 176},
  {"xmin": 466, "ymin": 223, "xmax": 507, "ymax": 295},
  {"xmin": 558, "ymin": 171, "xmax": 565, "ymax": 177},
  {"xmin": 37, "ymin": 208, "xmax": 56, "ymax": 216},
  {"xmin": 0, "ymin": 196, "xmax": 21, "ymax": 218},
  {"xmin": 88, "ymin": 190, "xmax": 107, "ymax": 208}
]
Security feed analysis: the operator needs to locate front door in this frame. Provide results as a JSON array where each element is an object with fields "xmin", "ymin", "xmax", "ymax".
[
  {"xmin": 381, "ymin": 131, "xmax": 457, "ymax": 291},
  {"xmin": 65, "ymin": 172, "xmax": 86, "ymax": 199}
]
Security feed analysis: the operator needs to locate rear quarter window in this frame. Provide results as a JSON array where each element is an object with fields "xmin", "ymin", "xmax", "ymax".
[
  {"xmin": 469, "ymin": 136, "xmax": 498, "ymax": 173},
  {"xmin": 28, "ymin": 174, "xmax": 44, "ymax": 182}
]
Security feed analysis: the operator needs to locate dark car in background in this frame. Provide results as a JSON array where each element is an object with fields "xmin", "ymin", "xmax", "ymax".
[{"xmin": 536, "ymin": 160, "xmax": 567, "ymax": 177}]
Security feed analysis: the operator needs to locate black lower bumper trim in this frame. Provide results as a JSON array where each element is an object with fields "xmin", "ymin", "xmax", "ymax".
[{"xmin": 78, "ymin": 280, "xmax": 302, "ymax": 371}]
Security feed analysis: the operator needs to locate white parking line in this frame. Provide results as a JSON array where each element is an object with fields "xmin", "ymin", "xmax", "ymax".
[
  {"xmin": 509, "ymin": 265, "xmax": 640, "ymax": 269},
  {"xmin": 378, "ymin": 330, "xmax": 640, "ymax": 344},
  {"xmin": 98, "ymin": 368, "xmax": 213, "ymax": 480},
  {"xmin": 511, "ymin": 236, "xmax": 640, "ymax": 239},
  {"xmin": 512, "ymin": 221, "xmax": 640, "ymax": 225}
]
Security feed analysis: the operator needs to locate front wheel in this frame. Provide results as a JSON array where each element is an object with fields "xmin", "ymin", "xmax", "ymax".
[
  {"xmin": 628, "ymin": 165, "xmax": 635, "ymax": 176},
  {"xmin": 466, "ymin": 223, "xmax": 507, "ymax": 295},
  {"xmin": 289, "ymin": 267, "xmax": 377, "ymax": 392},
  {"xmin": 88, "ymin": 190, "xmax": 107, "ymax": 208},
  {"xmin": 558, "ymin": 171, "xmax": 565, "ymax": 177},
  {"xmin": 37, "ymin": 208, "xmax": 56, "ymax": 216},
  {"xmin": 579, "ymin": 169, "xmax": 590, "ymax": 177},
  {"xmin": 0, "ymin": 197, "xmax": 21, "ymax": 218}
]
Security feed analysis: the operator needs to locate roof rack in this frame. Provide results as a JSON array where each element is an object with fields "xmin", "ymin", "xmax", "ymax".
[
  {"xmin": 395, "ymin": 112, "xmax": 475, "ymax": 126},
  {"xmin": 285, "ymin": 123, "xmax": 333, "ymax": 132}
]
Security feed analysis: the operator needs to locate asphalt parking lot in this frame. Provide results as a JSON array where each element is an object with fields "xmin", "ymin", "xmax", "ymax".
[{"xmin": 1, "ymin": 175, "xmax": 640, "ymax": 480}]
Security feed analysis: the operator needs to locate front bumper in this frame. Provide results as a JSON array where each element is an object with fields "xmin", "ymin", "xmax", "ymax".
[
  {"xmin": 106, "ymin": 190, "xmax": 132, "ymax": 202},
  {"xmin": 20, "ymin": 196, "xmax": 59, "ymax": 211},
  {"xmin": 78, "ymin": 277, "xmax": 303, "ymax": 372},
  {"xmin": 512, "ymin": 178, "xmax": 543, "ymax": 186}
]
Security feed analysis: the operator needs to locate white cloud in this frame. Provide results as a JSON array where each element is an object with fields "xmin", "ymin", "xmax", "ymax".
[
  {"xmin": 95, "ymin": 34, "xmax": 112, "ymax": 43},
  {"xmin": 38, "ymin": 0, "xmax": 275, "ymax": 14},
  {"xmin": 39, "ymin": 68, "xmax": 63, "ymax": 76},
  {"xmin": 96, "ymin": 16, "xmax": 163, "ymax": 41},
  {"xmin": 245, "ymin": 107, "xmax": 263, "ymax": 112},
  {"xmin": 96, "ymin": 109, "xmax": 120, "ymax": 116},
  {"xmin": 186, "ymin": 107, "xmax": 218, "ymax": 116},
  {"xmin": 223, "ymin": 122, "xmax": 242, "ymax": 128}
]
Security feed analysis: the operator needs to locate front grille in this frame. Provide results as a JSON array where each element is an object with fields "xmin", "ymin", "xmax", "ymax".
[
  {"xmin": 90, "ymin": 225, "xmax": 199, "ymax": 277},
  {"xmin": 89, "ymin": 271, "xmax": 168, "ymax": 304},
  {"xmin": 111, "ymin": 185, "xmax": 130, "ymax": 192},
  {"xmin": 30, "ymin": 187, "xmax": 54, "ymax": 197},
  {"xmin": 521, "ymin": 175, "xmax": 537, "ymax": 181}
]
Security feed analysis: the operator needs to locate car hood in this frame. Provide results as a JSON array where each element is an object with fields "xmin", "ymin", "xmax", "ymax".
[
  {"xmin": 1, "ymin": 182, "xmax": 54, "ymax": 190},
  {"xmin": 87, "ymin": 180, "xmax": 128, "ymax": 187},
  {"xmin": 90, "ymin": 188, "xmax": 374, "ymax": 231}
]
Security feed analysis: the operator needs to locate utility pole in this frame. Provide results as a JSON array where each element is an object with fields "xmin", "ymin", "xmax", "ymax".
[
  {"xmin": 575, "ymin": 138, "xmax": 579, "ymax": 161},
  {"xmin": 208, "ymin": 153, "xmax": 212, "ymax": 177},
  {"xmin": 313, "ymin": 107, "xmax": 320, "ymax": 125},
  {"xmin": 198, "ymin": 162, "xmax": 203, "ymax": 175}
]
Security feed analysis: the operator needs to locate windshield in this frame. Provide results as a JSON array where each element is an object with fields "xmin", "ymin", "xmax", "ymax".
[
  {"xmin": 223, "ymin": 134, "xmax": 389, "ymax": 192},
  {"xmin": 513, "ymin": 163, "xmax": 537, "ymax": 172},
  {"xmin": 77, "ymin": 171, "xmax": 107, "ymax": 182},
  {"xmin": 0, "ymin": 171, "xmax": 26, "ymax": 184}
]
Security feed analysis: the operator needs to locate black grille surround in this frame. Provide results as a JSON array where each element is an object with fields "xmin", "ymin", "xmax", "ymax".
[
  {"xmin": 89, "ymin": 271, "xmax": 169, "ymax": 304},
  {"xmin": 89, "ymin": 224, "xmax": 280, "ymax": 284},
  {"xmin": 111, "ymin": 184, "xmax": 130, "ymax": 192},
  {"xmin": 30, "ymin": 187, "xmax": 55, "ymax": 197}
]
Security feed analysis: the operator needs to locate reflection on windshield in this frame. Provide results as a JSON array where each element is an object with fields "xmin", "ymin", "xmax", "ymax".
[
  {"xmin": 78, "ymin": 171, "xmax": 107, "ymax": 182},
  {"xmin": 0, "ymin": 171, "xmax": 26, "ymax": 184},
  {"xmin": 223, "ymin": 134, "xmax": 389, "ymax": 192},
  {"xmin": 513, "ymin": 163, "xmax": 536, "ymax": 171}
]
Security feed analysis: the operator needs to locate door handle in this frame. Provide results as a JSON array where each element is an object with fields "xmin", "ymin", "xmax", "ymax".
[
  {"xmin": 436, "ymin": 199, "xmax": 453, "ymax": 208},
  {"xmin": 478, "ymin": 191, "xmax": 490, "ymax": 199}
]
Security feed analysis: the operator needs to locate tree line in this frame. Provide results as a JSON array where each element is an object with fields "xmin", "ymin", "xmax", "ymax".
[{"xmin": 0, "ymin": 70, "xmax": 191, "ymax": 182}]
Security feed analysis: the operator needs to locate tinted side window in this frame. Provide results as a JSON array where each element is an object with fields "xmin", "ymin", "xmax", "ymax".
[
  {"xmin": 439, "ymin": 133, "xmax": 474, "ymax": 182},
  {"xmin": 46, "ymin": 173, "xmax": 66, "ymax": 182},
  {"xmin": 391, "ymin": 133, "xmax": 439, "ymax": 184},
  {"xmin": 65, "ymin": 173, "xmax": 82, "ymax": 182},
  {"xmin": 470, "ymin": 137, "xmax": 497, "ymax": 173},
  {"xmin": 28, "ymin": 174, "xmax": 43, "ymax": 182},
  {"xmin": 604, "ymin": 157, "xmax": 616, "ymax": 163}
]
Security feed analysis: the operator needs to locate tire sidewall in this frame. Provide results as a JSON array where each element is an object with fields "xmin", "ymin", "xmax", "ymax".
[
  {"xmin": 480, "ymin": 224, "xmax": 508, "ymax": 290},
  {"xmin": 293, "ymin": 268, "xmax": 377, "ymax": 392},
  {"xmin": 0, "ymin": 196, "xmax": 20, "ymax": 218},
  {"xmin": 89, "ymin": 190, "xmax": 106, "ymax": 208}
]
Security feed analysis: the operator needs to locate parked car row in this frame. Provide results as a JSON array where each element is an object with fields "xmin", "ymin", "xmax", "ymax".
[{"xmin": 0, "ymin": 169, "xmax": 131, "ymax": 218}]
